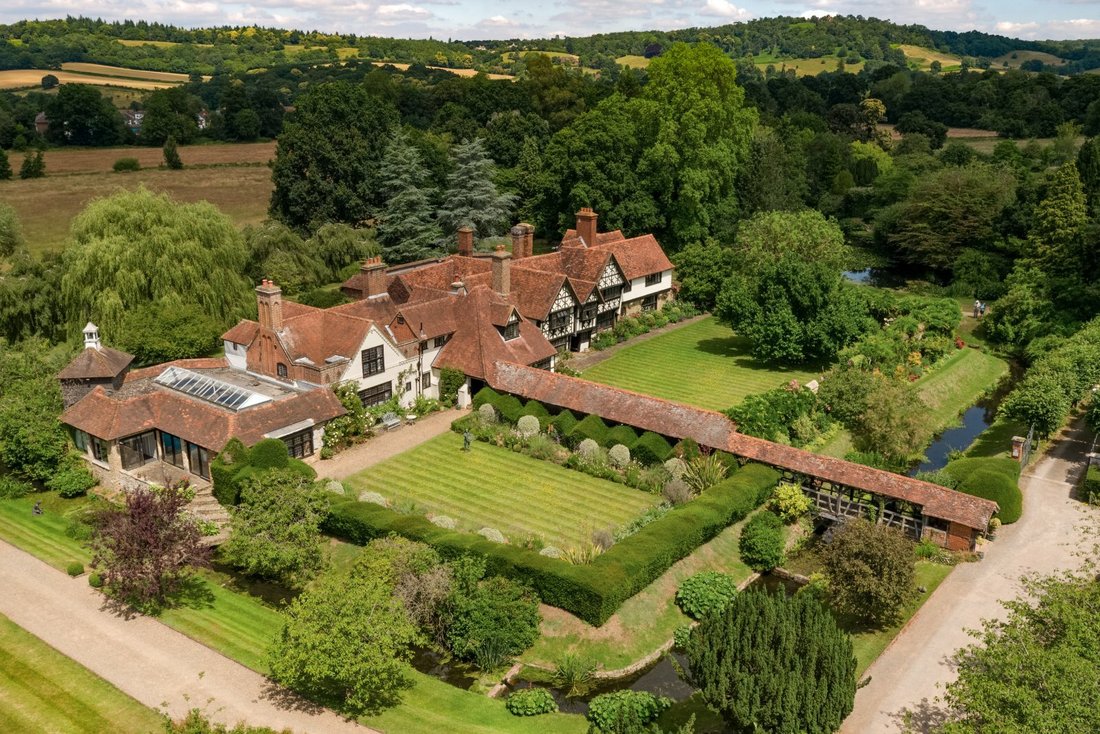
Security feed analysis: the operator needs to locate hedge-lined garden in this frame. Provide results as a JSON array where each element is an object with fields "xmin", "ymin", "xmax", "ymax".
[
  {"xmin": 325, "ymin": 463, "xmax": 779, "ymax": 625},
  {"xmin": 210, "ymin": 437, "xmax": 315, "ymax": 506},
  {"xmin": 921, "ymin": 456, "xmax": 1023, "ymax": 524}
]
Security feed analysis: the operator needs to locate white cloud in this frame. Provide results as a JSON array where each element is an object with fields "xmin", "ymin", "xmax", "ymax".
[
  {"xmin": 700, "ymin": 0, "xmax": 750, "ymax": 18},
  {"xmin": 994, "ymin": 20, "xmax": 1039, "ymax": 33}
]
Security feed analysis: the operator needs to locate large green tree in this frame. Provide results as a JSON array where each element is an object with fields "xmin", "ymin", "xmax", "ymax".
[
  {"xmin": 377, "ymin": 129, "xmax": 443, "ymax": 262},
  {"xmin": 243, "ymin": 221, "xmax": 326, "ymax": 296},
  {"xmin": 268, "ymin": 564, "xmax": 420, "ymax": 714},
  {"xmin": 141, "ymin": 86, "xmax": 201, "ymax": 145},
  {"xmin": 269, "ymin": 82, "xmax": 397, "ymax": 232},
  {"xmin": 437, "ymin": 138, "xmax": 516, "ymax": 241},
  {"xmin": 1031, "ymin": 162, "xmax": 1089, "ymax": 278},
  {"xmin": 61, "ymin": 188, "xmax": 251, "ymax": 335},
  {"xmin": 642, "ymin": 43, "xmax": 757, "ymax": 247},
  {"xmin": 114, "ymin": 301, "xmax": 222, "ymax": 367},
  {"xmin": 734, "ymin": 209, "xmax": 848, "ymax": 275},
  {"xmin": 686, "ymin": 591, "xmax": 856, "ymax": 733},
  {"xmin": 44, "ymin": 84, "xmax": 125, "ymax": 146},
  {"xmin": 0, "ymin": 338, "xmax": 72, "ymax": 481},
  {"xmin": 821, "ymin": 518, "xmax": 916, "ymax": 626},
  {"xmin": 849, "ymin": 377, "xmax": 933, "ymax": 467},
  {"xmin": 942, "ymin": 571, "xmax": 1100, "ymax": 733},
  {"xmin": 220, "ymin": 469, "xmax": 330, "ymax": 588},
  {"xmin": 0, "ymin": 201, "xmax": 23, "ymax": 257}
]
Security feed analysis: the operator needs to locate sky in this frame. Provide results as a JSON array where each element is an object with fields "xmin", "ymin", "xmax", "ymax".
[{"xmin": 2, "ymin": 0, "xmax": 1098, "ymax": 43}]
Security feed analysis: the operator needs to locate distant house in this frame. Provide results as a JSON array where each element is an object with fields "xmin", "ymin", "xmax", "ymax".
[
  {"xmin": 120, "ymin": 109, "xmax": 144, "ymax": 134},
  {"xmin": 196, "ymin": 110, "xmax": 211, "ymax": 130},
  {"xmin": 34, "ymin": 112, "xmax": 49, "ymax": 136}
]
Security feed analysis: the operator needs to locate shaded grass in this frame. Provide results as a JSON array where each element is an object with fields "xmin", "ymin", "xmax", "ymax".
[
  {"xmin": 965, "ymin": 414, "xmax": 1028, "ymax": 459},
  {"xmin": 343, "ymin": 432, "xmax": 657, "ymax": 548},
  {"xmin": 523, "ymin": 511, "xmax": 760, "ymax": 670},
  {"xmin": 0, "ymin": 612, "xmax": 163, "ymax": 734},
  {"xmin": 917, "ymin": 347, "xmax": 1009, "ymax": 430},
  {"xmin": 0, "ymin": 164, "xmax": 272, "ymax": 254},
  {"xmin": 0, "ymin": 492, "xmax": 93, "ymax": 570},
  {"xmin": 582, "ymin": 317, "xmax": 822, "ymax": 411}
]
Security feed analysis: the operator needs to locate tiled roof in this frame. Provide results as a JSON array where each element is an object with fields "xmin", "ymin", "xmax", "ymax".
[
  {"xmin": 486, "ymin": 362, "xmax": 998, "ymax": 531},
  {"xmin": 125, "ymin": 358, "xmax": 230, "ymax": 384},
  {"xmin": 221, "ymin": 321, "xmax": 258, "ymax": 346},
  {"xmin": 61, "ymin": 373, "xmax": 345, "ymax": 452},
  {"xmin": 279, "ymin": 309, "xmax": 374, "ymax": 365},
  {"xmin": 57, "ymin": 347, "xmax": 134, "ymax": 380},
  {"xmin": 592, "ymin": 234, "xmax": 674, "ymax": 281},
  {"xmin": 435, "ymin": 289, "xmax": 556, "ymax": 380}
]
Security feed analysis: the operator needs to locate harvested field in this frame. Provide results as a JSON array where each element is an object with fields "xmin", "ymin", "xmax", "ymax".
[
  {"xmin": 894, "ymin": 44, "xmax": 962, "ymax": 69},
  {"xmin": 616, "ymin": 55, "xmax": 650, "ymax": 69},
  {"xmin": 30, "ymin": 141, "xmax": 276, "ymax": 175},
  {"xmin": 992, "ymin": 50, "xmax": 1065, "ymax": 68},
  {"xmin": 60, "ymin": 62, "xmax": 198, "ymax": 83},
  {"xmin": 0, "ymin": 165, "xmax": 273, "ymax": 253},
  {"xmin": 754, "ymin": 55, "xmax": 865, "ymax": 76},
  {"xmin": 370, "ymin": 60, "xmax": 513, "ymax": 80},
  {"xmin": 0, "ymin": 69, "xmax": 174, "ymax": 90}
]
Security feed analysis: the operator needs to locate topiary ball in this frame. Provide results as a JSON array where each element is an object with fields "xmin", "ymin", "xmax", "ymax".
[
  {"xmin": 577, "ymin": 438, "xmax": 600, "ymax": 460},
  {"xmin": 663, "ymin": 457, "xmax": 687, "ymax": 479},
  {"xmin": 517, "ymin": 414, "xmax": 540, "ymax": 438},
  {"xmin": 608, "ymin": 443, "xmax": 631, "ymax": 468},
  {"xmin": 478, "ymin": 403, "xmax": 498, "ymax": 423}
]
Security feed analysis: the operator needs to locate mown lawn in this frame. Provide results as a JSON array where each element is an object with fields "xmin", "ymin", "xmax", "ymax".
[
  {"xmin": 581, "ymin": 317, "xmax": 823, "ymax": 411},
  {"xmin": 524, "ymin": 510, "xmax": 760, "ymax": 670},
  {"xmin": 0, "ymin": 493, "xmax": 585, "ymax": 734},
  {"xmin": 343, "ymin": 432, "xmax": 657, "ymax": 549},
  {"xmin": 917, "ymin": 347, "xmax": 1008, "ymax": 430},
  {"xmin": 0, "ymin": 612, "xmax": 163, "ymax": 734}
]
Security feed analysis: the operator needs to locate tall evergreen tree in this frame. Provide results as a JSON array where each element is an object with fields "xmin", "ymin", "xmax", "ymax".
[
  {"xmin": 514, "ymin": 136, "xmax": 549, "ymax": 226},
  {"xmin": 437, "ymin": 138, "xmax": 516, "ymax": 242},
  {"xmin": 686, "ymin": 591, "xmax": 857, "ymax": 733},
  {"xmin": 1031, "ymin": 162, "xmax": 1088, "ymax": 277},
  {"xmin": 0, "ymin": 147, "xmax": 11, "ymax": 180},
  {"xmin": 377, "ymin": 129, "xmax": 443, "ymax": 263},
  {"xmin": 1076, "ymin": 136, "xmax": 1100, "ymax": 214}
]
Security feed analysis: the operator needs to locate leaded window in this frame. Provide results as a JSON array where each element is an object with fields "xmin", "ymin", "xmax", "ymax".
[{"xmin": 361, "ymin": 346, "xmax": 384, "ymax": 377}]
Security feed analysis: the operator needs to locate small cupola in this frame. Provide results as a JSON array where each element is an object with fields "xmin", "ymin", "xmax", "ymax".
[{"xmin": 83, "ymin": 322, "xmax": 101, "ymax": 351}]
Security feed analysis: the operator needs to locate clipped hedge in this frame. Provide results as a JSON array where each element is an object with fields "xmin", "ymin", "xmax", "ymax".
[
  {"xmin": 493, "ymin": 394, "xmax": 525, "ymax": 424},
  {"xmin": 550, "ymin": 410, "xmax": 579, "ymax": 437},
  {"xmin": 605, "ymin": 425, "xmax": 639, "ymax": 450},
  {"xmin": 634, "ymin": 432, "xmax": 673, "ymax": 466},
  {"xmin": 674, "ymin": 438, "xmax": 701, "ymax": 461},
  {"xmin": 569, "ymin": 414, "xmax": 610, "ymax": 448},
  {"xmin": 472, "ymin": 386, "xmax": 500, "ymax": 409},
  {"xmin": 211, "ymin": 437, "xmax": 315, "ymax": 506},
  {"xmin": 324, "ymin": 463, "xmax": 779, "ymax": 625},
  {"xmin": 250, "ymin": 438, "xmax": 291, "ymax": 470},
  {"xmin": 1084, "ymin": 465, "xmax": 1100, "ymax": 504},
  {"xmin": 519, "ymin": 400, "xmax": 552, "ymax": 429},
  {"xmin": 943, "ymin": 456, "xmax": 1023, "ymax": 524}
]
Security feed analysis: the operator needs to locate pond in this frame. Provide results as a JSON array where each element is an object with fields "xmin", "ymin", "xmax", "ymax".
[
  {"xmin": 909, "ymin": 364, "xmax": 1020, "ymax": 475},
  {"xmin": 410, "ymin": 647, "xmax": 479, "ymax": 690},
  {"xmin": 842, "ymin": 268, "xmax": 909, "ymax": 288}
]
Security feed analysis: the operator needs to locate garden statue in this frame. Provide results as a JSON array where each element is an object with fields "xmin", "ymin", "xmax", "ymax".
[{"xmin": 463, "ymin": 429, "xmax": 473, "ymax": 452}]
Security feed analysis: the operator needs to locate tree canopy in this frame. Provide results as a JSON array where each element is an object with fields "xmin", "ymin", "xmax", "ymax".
[
  {"xmin": 61, "ymin": 188, "xmax": 251, "ymax": 335},
  {"xmin": 821, "ymin": 518, "xmax": 916, "ymax": 626},
  {"xmin": 377, "ymin": 128, "xmax": 443, "ymax": 262}
]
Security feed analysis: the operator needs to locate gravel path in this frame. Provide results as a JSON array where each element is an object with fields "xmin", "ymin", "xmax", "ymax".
[
  {"xmin": 314, "ymin": 408, "xmax": 465, "ymax": 481},
  {"xmin": 0, "ymin": 540, "xmax": 377, "ymax": 734},
  {"xmin": 842, "ymin": 419, "xmax": 1099, "ymax": 733}
]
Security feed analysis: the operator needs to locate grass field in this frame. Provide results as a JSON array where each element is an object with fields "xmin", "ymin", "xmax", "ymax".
[
  {"xmin": 503, "ymin": 50, "xmax": 580, "ymax": 64},
  {"xmin": 342, "ymin": 432, "xmax": 657, "ymax": 548},
  {"xmin": 0, "ymin": 493, "xmax": 586, "ymax": 733},
  {"xmin": 524, "ymin": 509, "xmax": 759, "ymax": 669},
  {"xmin": 60, "ymin": 62, "xmax": 197, "ymax": 83},
  {"xmin": 616, "ymin": 55, "xmax": 649, "ymax": 69},
  {"xmin": 581, "ymin": 317, "xmax": 823, "ymax": 411},
  {"xmin": 894, "ymin": 44, "xmax": 963, "ymax": 70},
  {"xmin": 0, "ymin": 161, "xmax": 273, "ymax": 253},
  {"xmin": 991, "ymin": 50, "xmax": 1065, "ymax": 69},
  {"xmin": 0, "ymin": 69, "xmax": 175, "ymax": 91},
  {"xmin": 0, "ymin": 612, "xmax": 163, "ymax": 734},
  {"xmin": 754, "ymin": 55, "xmax": 865, "ymax": 76},
  {"xmin": 916, "ymin": 346, "xmax": 1009, "ymax": 430}
]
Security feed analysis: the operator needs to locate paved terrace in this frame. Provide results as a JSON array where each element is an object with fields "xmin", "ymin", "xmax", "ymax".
[{"xmin": 487, "ymin": 361, "xmax": 998, "ymax": 533}]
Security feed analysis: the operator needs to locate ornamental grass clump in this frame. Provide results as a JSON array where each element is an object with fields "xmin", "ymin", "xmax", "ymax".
[{"xmin": 684, "ymin": 453, "xmax": 727, "ymax": 493}]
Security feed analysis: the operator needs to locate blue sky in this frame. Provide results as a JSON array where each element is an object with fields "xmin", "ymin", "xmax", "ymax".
[{"xmin": 2, "ymin": 0, "xmax": 1097, "ymax": 42}]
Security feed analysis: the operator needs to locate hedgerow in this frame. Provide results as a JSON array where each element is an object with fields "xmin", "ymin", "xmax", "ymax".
[
  {"xmin": 633, "ymin": 432, "xmax": 673, "ymax": 465},
  {"xmin": 472, "ymin": 386, "xmax": 500, "ymax": 409},
  {"xmin": 493, "ymin": 394, "xmax": 524, "ymax": 424},
  {"xmin": 941, "ymin": 456, "xmax": 1023, "ymax": 524},
  {"xmin": 569, "ymin": 414, "xmax": 609, "ymax": 448},
  {"xmin": 324, "ymin": 463, "xmax": 779, "ymax": 625},
  {"xmin": 605, "ymin": 424, "xmax": 639, "ymax": 449}
]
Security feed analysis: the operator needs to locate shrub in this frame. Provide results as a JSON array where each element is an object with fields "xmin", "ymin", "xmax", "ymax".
[
  {"xmin": 477, "ymin": 402, "xmax": 498, "ymax": 423},
  {"xmin": 675, "ymin": 437, "xmax": 701, "ymax": 461},
  {"xmin": 516, "ymin": 414, "xmax": 540, "ymax": 438},
  {"xmin": 323, "ymin": 463, "xmax": 780, "ymax": 625},
  {"xmin": 676, "ymin": 571, "xmax": 738, "ymax": 619},
  {"xmin": 519, "ymin": 400, "xmax": 551, "ymax": 427},
  {"xmin": 608, "ymin": 444, "xmax": 631, "ymax": 468},
  {"xmin": 472, "ymin": 386, "xmax": 499, "ymax": 408},
  {"xmin": 577, "ymin": 438, "xmax": 601, "ymax": 460},
  {"xmin": 822, "ymin": 519, "xmax": 916, "ymax": 626},
  {"xmin": 448, "ymin": 576, "xmax": 540, "ymax": 671},
  {"xmin": 569, "ymin": 414, "xmax": 609, "ymax": 447},
  {"xmin": 19, "ymin": 150, "xmax": 44, "ymax": 179},
  {"xmin": 684, "ymin": 453, "xmax": 727, "ymax": 493},
  {"xmin": 439, "ymin": 368, "xmax": 465, "ymax": 405},
  {"xmin": 1084, "ymin": 466, "xmax": 1100, "ymax": 505},
  {"xmin": 550, "ymin": 409, "xmax": 579, "ymax": 438},
  {"xmin": 539, "ymin": 546, "xmax": 563, "ymax": 559},
  {"xmin": 66, "ymin": 561, "xmax": 85, "ymax": 577},
  {"xmin": 113, "ymin": 157, "xmax": 141, "ymax": 172},
  {"xmin": 673, "ymin": 624, "xmax": 693, "ymax": 650},
  {"xmin": 586, "ymin": 691, "xmax": 670, "ymax": 733},
  {"xmin": 478, "ymin": 527, "xmax": 507, "ymax": 544},
  {"xmin": 553, "ymin": 653, "xmax": 597, "ymax": 697},
  {"xmin": 88, "ymin": 572, "xmax": 103, "ymax": 588},
  {"xmin": 769, "ymin": 481, "xmax": 813, "ymax": 523},
  {"xmin": 739, "ymin": 511, "xmax": 786, "ymax": 571},
  {"xmin": 942, "ymin": 457, "xmax": 1023, "ymax": 524},
  {"xmin": 592, "ymin": 528, "xmax": 615, "ymax": 550},
  {"xmin": 662, "ymin": 478, "xmax": 692, "ymax": 505},
  {"xmin": 162, "ymin": 135, "xmax": 183, "ymax": 170},
  {"xmin": 663, "ymin": 457, "xmax": 687, "ymax": 479},
  {"xmin": 0, "ymin": 476, "xmax": 33, "ymax": 499},
  {"xmin": 47, "ymin": 466, "xmax": 97, "ymax": 498},
  {"xmin": 494, "ymin": 394, "xmax": 524, "ymax": 424},
  {"xmin": 633, "ymin": 432, "xmax": 673, "ymax": 465},
  {"xmin": 250, "ymin": 438, "xmax": 290, "ymax": 470},
  {"xmin": 605, "ymin": 425, "xmax": 639, "ymax": 449},
  {"xmin": 506, "ymin": 688, "xmax": 558, "ymax": 716}
]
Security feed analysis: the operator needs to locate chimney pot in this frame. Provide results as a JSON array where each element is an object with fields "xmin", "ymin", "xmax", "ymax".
[
  {"xmin": 361, "ymin": 257, "xmax": 387, "ymax": 299},
  {"xmin": 457, "ymin": 227, "xmax": 474, "ymax": 257}
]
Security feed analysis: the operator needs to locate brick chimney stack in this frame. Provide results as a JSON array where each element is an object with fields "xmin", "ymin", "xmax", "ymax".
[
  {"xmin": 457, "ymin": 226, "xmax": 474, "ymax": 257},
  {"xmin": 511, "ymin": 223, "xmax": 535, "ymax": 259},
  {"xmin": 360, "ymin": 256, "xmax": 387, "ymax": 299},
  {"xmin": 576, "ymin": 207, "xmax": 597, "ymax": 248},
  {"xmin": 492, "ymin": 244, "xmax": 511, "ymax": 295},
  {"xmin": 256, "ymin": 279, "xmax": 283, "ymax": 331}
]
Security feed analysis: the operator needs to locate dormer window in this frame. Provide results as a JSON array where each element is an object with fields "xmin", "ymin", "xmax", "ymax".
[
  {"xmin": 502, "ymin": 322, "xmax": 519, "ymax": 341},
  {"xmin": 277, "ymin": 363, "xmax": 288, "ymax": 379}
]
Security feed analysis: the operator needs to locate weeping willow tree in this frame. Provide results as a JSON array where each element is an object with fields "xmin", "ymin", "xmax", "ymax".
[{"xmin": 61, "ymin": 188, "xmax": 251, "ymax": 336}]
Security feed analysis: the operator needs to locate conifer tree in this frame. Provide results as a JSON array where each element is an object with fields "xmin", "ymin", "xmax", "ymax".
[
  {"xmin": 19, "ymin": 150, "xmax": 45, "ymax": 179},
  {"xmin": 437, "ymin": 138, "xmax": 517, "ymax": 243},
  {"xmin": 163, "ymin": 135, "xmax": 183, "ymax": 170},
  {"xmin": 1031, "ymin": 162, "xmax": 1088, "ymax": 276},
  {"xmin": 514, "ymin": 136, "xmax": 549, "ymax": 226},
  {"xmin": 686, "ymin": 591, "xmax": 856, "ymax": 733},
  {"xmin": 0, "ymin": 147, "xmax": 11, "ymax": 180},
  {"xmin": 377, "ymin": 129, "xmax": 442, "ymax": 263}
]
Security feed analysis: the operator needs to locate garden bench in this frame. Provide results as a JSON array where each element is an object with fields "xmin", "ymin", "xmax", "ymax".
[{"xmin": 381, "ymin": 412, "xmax": 402, "ymax": 431}]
